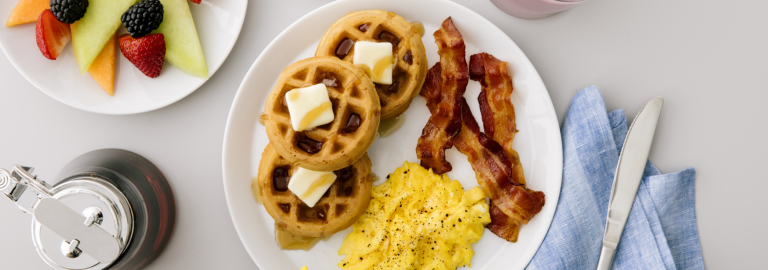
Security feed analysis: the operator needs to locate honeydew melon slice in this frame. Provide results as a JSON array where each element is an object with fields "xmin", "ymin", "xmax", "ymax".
[
  {"xmin": 153, "ymin": 0, "xmax": 207, "ymax": 79},
  {"xmin": 72, "ymin": 0, "xmax": 137, "ymax": 74}
]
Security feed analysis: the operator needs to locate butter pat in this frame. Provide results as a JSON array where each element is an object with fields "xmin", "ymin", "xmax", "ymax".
[
  {"xmin": 287, "ymin": 168, "xmax": 337, "ymax": 208},
  {"xmin": 353, "ymin": 41, "xmax": 394, "ymax": 85},
  {"xmin": 285, "ymin": 84, "xmax": 335, "ymax": 131}
]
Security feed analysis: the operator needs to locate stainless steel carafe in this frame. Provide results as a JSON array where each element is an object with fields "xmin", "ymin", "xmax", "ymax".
[{"xmin": 1, "ymin": 149, "xmax": 176, "ymax": 270}]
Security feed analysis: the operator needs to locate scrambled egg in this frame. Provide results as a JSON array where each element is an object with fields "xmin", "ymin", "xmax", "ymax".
[{"xmin": 338, "ymin": 162, "xmax": 491, "ymax": 269}]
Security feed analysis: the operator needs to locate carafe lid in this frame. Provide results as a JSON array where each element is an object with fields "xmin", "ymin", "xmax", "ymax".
[{"xmin": 2, "ymin": 166, "xmax": 132, "ymax": 270}]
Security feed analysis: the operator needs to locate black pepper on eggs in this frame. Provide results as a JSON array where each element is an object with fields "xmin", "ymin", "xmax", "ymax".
[
  {"xmin": 121, "ymin": 0, "xmax": 164, "ymax": 38},
  {"xmin": 49, "ymin": 0, "xmax": 89, "ymax": 24}
]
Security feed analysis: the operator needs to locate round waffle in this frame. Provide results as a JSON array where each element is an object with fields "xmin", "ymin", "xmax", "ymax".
[
  {"xmin": 315, "ymin": 10, "xmax": 428, "ymax": 120},
  {"xmin": 264, "ymin": 56, "xmax": 380, "ymax": 172},
  {"xmin": 258, "ymin": 145, "xmax": 373, "ymax": 238}
]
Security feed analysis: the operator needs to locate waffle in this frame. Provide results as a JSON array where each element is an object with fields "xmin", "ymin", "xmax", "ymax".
[
  {"xmin": 315, "ymin": 10, "xmax": 428, "ymax": 120},
  {"xmin": 264, "ymin": 56, "xmax": 380, "ymax": 172},
  {"xmin": 258, "ymin": 144, "xmax": 373, "ymax": 238}
]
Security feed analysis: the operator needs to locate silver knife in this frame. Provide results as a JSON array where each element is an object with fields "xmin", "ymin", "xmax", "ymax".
[{"xmin": 596, "ymin": 97, "xmax": 664, "ymax": 270}]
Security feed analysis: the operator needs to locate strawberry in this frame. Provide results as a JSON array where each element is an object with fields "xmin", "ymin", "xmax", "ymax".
[
  {"xmin": 35, "ymin": 9, "xmax": 71, "ymax": 60},
  {"xmin": 190, "ymin": 0, "xmax": 201, "ymax": 4},
  {"xmin": 118, "ymin": 33, "xmax": 166, "ymax": 78}
]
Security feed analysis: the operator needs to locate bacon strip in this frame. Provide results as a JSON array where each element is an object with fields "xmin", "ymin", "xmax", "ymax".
[
  {"xmin": 415, "ymin": 17, "xmax": 468, "ymax": 174},
  {"xmin": 454, "ymin": 98, "xmax": 515, "ymax": 188},
  {"xmin": 470, "ymin": 53, "xmax": 526, "ymax": 185},
  {"xmin": 454, "ymin": 98, "xmax": 545, "ymax": 242}
]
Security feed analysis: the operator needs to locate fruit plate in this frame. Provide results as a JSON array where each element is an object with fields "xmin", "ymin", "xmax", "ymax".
[
  {"xmin": 0, "ymin": 0, "xmax": 247, "ymax": 115},
  {"xmin": 222, "ymin": 0, "xmax": 563, "ymax": 269}
]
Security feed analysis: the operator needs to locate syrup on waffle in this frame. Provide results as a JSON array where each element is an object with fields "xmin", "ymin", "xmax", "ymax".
[
  {"xmin": 258, "ymin": 145, "xmax": 374, "ymax": 238},
  {"xmin": 264, "ymin": 56, "xmax": 380, "ymax": 172},
  {"xmin": 315, "ymin": 10, "xmax": 428, "ymax": 120}
]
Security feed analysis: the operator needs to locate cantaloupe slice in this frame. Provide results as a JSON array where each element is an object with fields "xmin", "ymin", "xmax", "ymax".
[
  {"xmin": 5, "ymin": 0, "xmax": 49, "ymax": 27},
  {"xmin": 154, "ymin": 0, "xmax": 208, "ymax": 79},
  {"xmin": 87, "ymin": 33, "xmax": 116, "ymax": 96},
  {"xmin": 72, "ymin": 0, "xmax": 138, "ymax": 74}
]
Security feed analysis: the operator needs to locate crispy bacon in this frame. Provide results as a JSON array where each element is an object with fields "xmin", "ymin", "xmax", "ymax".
[
  {"xmin": 417, "ymin": 18, "xmax": 544, "ymax": 242},
  {"xmin": 454, "ymin": 98, "xmax": 545, "ymax": 242},
  {"xmin": 415, "ymin": 17, "xmax": 468, "ymax": 174},
  {"xmin": 420, "ymin": 63, "xmax": 442, "ymax": 114},
  {"xmin": 486, "ymin": 202, "xmax": 520, "ymax": 242},
  {"xmin": 470, "ymin": 53, "xmax": 526, "ymax": 185}
]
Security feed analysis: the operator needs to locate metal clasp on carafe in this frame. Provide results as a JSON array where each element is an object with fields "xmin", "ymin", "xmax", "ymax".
[{"xmin": 1, "ymin": 165, "xmax": 53, "ymax": 212}]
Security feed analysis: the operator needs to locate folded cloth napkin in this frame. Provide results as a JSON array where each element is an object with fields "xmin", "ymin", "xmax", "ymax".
[{"xmin": 526, "ymin": 86, "xmax": 704, "ymax": 270}]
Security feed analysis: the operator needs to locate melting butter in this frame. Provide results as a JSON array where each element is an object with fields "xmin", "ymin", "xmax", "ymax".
[
  {"xmin": 285, "ymin": 84, "xmax": 335, "ymax": 131},
  {"xmin": 352, "ymin": 41, "xmax": 394, "ymax": 84},
  {"xmin": 299, "ymin": 174, "xmax": 335, "ymax": 199},
  {"xmin": 298, "ymin": 101, "xmax": 332, "ymax": 131},
  {"xmin": 372, "ymin": 56, "xmax": 394, "ymax": 82}
]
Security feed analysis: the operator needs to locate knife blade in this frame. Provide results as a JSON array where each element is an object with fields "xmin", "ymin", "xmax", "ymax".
[{"xmin": 596, "ymin": 97, "xmax": 664, "ymax": 270}]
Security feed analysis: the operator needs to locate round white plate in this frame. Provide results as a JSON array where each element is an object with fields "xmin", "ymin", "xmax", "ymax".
[
  {"xmin": 0, "ymin": 0, "xmax": 247, "ymax": 115},
  {"xmin": 223, "ymin": 0, "xmax": 563, "ymax": 269}
]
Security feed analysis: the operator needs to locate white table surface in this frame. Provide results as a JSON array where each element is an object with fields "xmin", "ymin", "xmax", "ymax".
[{"xmin": 1, "ymin": 0, "xmax": 766, "ymax": 269}]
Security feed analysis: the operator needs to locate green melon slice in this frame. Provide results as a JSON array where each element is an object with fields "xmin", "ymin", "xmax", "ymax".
[
  {"xmin": 72, "ymin": 0, "xmax": 138, "ymax": 74},
  {"xmin": 154, "ymin": 0, "xmax": 208, "ymax": 79}
]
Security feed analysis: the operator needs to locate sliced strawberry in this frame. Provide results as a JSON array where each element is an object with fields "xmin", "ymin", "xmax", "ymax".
[
  {"xmin": 118, "ymin": 33, "xmax": 166, "ymax": 78},
  {"xmin": 190, "ymin": 0, "xmax": 201, "ymax": 4},
  {"xmin": 35, "ymin": 9, "xmax": 71, "ymax": 60}
]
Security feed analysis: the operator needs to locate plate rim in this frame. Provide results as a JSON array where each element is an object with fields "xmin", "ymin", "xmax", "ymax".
[
  {"xmin": 222, "ymin": 0, "xmax": 563, "ymax": 269},
  {"xmin": 0, "ymin": 0, "xmax": 248, "ymax": 115}
]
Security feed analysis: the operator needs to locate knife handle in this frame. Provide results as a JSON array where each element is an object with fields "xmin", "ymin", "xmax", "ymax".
[{"xmin": 596, "ymin": 246, "xmax": 616, "ymax": 270}]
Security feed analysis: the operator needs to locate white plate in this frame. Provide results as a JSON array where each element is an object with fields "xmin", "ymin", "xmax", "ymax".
[
  {"xmin": 0, "ymin": 0, "xmax": 247, "ymax": 115},
  {"xmin": 223, "ymin": 0, "xmax": 563, "ymax": 269}
]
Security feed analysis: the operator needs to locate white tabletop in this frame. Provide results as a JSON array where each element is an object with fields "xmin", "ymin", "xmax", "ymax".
[{"xmin": 1, "ymin": 0, "xmax": 766, "ymax": 269}]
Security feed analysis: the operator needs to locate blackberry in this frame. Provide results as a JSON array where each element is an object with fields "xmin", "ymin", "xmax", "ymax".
[
  {"xmin": 121, "ymin": 0, "xmax": 164, "ymax": 38},
  {"xmin": 49, "ymin": 0, "xmax": 89, "ymax": 24}
]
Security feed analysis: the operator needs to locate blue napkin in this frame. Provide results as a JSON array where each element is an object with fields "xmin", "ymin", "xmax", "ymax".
[{"xmin": 526, "ymin": 86, "xmax": 704, "ymax": 270}]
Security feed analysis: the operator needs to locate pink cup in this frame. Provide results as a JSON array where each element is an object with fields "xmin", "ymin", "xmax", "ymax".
[{"xmin": 491, "ymin": 0, "xmax": 587, "ymax": 19}]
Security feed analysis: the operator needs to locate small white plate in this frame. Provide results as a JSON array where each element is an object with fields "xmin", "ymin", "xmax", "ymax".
[
  {"xmin": 223, "ymin": 0, "xmax": 563, "ymax": 269},
  {"xmin": 0, "ymin": 0, "xmax": 247, "ymax": 115}
]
